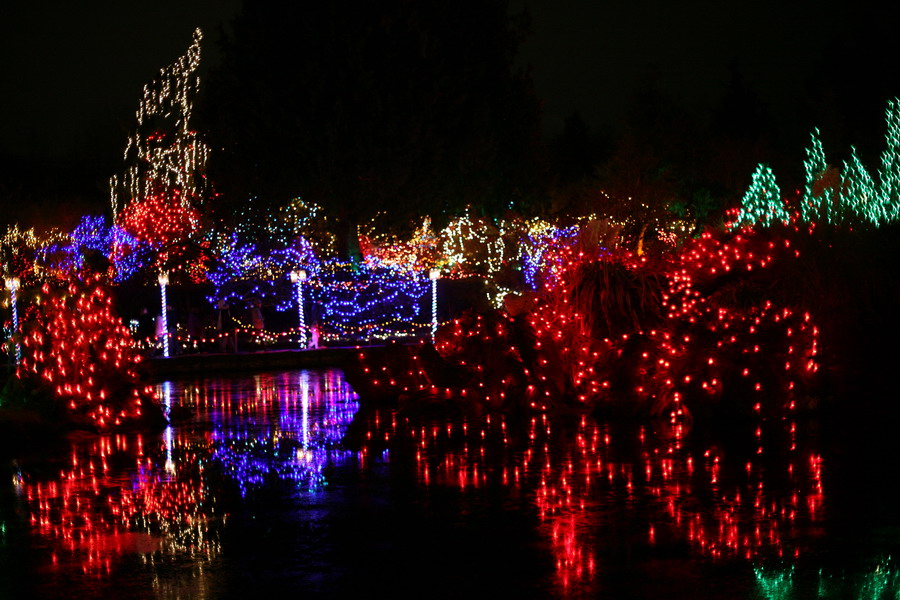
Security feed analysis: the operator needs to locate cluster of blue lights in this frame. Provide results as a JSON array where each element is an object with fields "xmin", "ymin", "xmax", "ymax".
[
  {"xmin": 312, "ymin": 261, "xmax": 429, "ymax": 339},
  {"xmin": 520, "ymin": 223, "xmax": 580, "ymax": 290},
  {"xmin": 204, "ymin": 229, "xmax": 430, "ymax": 340},
  {"xmin": 205, "ymin": 232, "xmax": 322, "ymax": 312},
  {"xmin": 38, "ymin": 215, "xmax": 149, "ymax": 281},
  {"xmin": 208, "ymin": 372, "xmax": 360, "ymax": 495}
]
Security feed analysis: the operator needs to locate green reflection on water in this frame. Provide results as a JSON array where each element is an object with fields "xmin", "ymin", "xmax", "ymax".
[
  {"xmin": 756, "ymin": 560, "xmax": 900, "ymax": 600},
  {"xmin": 755, "ymin": 565, "xmax": 794, "ymax": 599}
]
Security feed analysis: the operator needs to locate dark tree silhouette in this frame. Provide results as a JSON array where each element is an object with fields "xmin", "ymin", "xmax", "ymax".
[
  {"xmin": 554, "ymin": 111, "xmax": 605, "ymax": 184},
  {"xmin": 708, "ymin": 61, "xmax": 775, "ymax": 197},
  {"xmin": 200, "ymin": 0, "xmax": 542, "ymax": 259}
]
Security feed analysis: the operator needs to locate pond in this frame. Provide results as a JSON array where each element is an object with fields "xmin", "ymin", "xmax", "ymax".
[{"xmin": 2, "ymin": 368, "xmax": 899, "ymax": 599}]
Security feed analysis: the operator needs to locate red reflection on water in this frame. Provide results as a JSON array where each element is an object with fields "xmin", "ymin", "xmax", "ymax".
[
  {"xmin": 19, "ymin": 431, "xmax": 218, "ymax": 576},
  {"xmin": 359, "ymin": 407, "xmax": 825, "ymax": 593},
  {"xmin": 18, "ymin": 370, "xmax": 360, "ymax": 578}
]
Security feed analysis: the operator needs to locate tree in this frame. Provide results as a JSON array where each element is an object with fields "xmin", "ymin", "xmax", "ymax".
[
  {"xmin": 592, "ymin": 132, "xmax": 679, "ymax": 254},
  {"xmin": 802, "ymin": 128, "xmax": 830, "ymax": 223},
  {"xmin": 878, "ymin": 99, "xmax": 900, "ymax": 221},
  {"xmin": 18, "ymin": 276, "xmax": 159, "ymax": 431},
  {"xmin": 842, "ymin": 147, "xmax": 878, "ymax": 222},
  {"xmin": 796, "ymin": 99, "xmax": 900, "ymax": 227},
  {"xmin": 200, "ymin": 0, "xmax": 542, "ymax": 258},
  {"xmin": 110, "ymin": 29, "xmax": 213, "ymax": 281},
  {"xmin": 736, "ymin": 164, "xmax": 788, "ymax": 228},
  {"xmin": 110, "ymin": 28, "xmax": 210, "ymax": 219}
]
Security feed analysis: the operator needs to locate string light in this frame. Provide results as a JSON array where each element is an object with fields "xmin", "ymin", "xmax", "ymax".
[
  {"xmin": 736, "ymin": 164, "xmax": 789, "ymax": 228},
  {"xmin": 753, "ymin": 98, "xmax": 900, "ymax": 228},
  {"xmin": 158, "ymin": 271, "xmax": 170, "ymax": 358},
  {"xmin": 2, "ymin": 224, "xmax": 69, "ymax": 285},
  {"xmin": 290, "ymin": 269, "xmax": 307, "ymax": 348},
  {"xmin": 106, "ymin": 28, "xmax": 211, "ymax": 282},
  {"xmin": 313, "ymin": 261, "xmax": 430, "ymax": 341},
  {"xmin": 17, "ymin": 275, "xmax": 155, "ymax": 431},
  {"xmin": 802, "ymin": 128, "xmax": 831, "ymax": 224},
  {"xmin": 5, "ymin": 276, "xmax": 20, "ymax": 363},
  {"xmin": 429, "ymin": 267, "xmax": 440, "ymax": 341},
  {"xmin": 351, "ymin": 220, "xmax": 823, "ymax": 424},
  {"xmin": 110, "ymin": 28, "xmax": 208, "ymax": 220}
]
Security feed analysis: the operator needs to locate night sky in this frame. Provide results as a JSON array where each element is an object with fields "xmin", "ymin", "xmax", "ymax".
[
  {"xmin": 516, "ymin": 0, "xmax": 900, "ymax": 154},
  {"xmin": 1, "ymin": 1, "xmax": 239, "ymax": 161},
  {"xmin": 2, "ymin": 0, "xmax": 899, "ymax": 222}
]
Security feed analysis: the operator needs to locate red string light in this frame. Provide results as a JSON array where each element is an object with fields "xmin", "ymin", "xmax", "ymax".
[{"xmin": 17, "ymin": 274, "xmax": 155, "ymax": 430}]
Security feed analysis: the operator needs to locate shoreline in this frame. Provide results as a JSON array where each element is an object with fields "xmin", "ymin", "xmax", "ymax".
[{"xmin": 142, "ymin": 345, "xmax": 389, "ymax": 381}]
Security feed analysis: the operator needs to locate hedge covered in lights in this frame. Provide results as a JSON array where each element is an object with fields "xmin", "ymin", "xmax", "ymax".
[{"xmin": 15, "ymin": 275, "xmax": 157, "ymax": 431}]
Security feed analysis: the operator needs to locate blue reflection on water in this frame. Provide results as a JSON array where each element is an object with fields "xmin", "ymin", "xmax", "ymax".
[{"xmin": 159, "ymin": 370, "xmax": 360, "ymax": 496}]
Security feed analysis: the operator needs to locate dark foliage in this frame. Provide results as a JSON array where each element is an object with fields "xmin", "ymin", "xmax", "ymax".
[
  {"xmin": 200, "ymin": 0, "xmax": 543, "ymax": 254},
  {"xmin": 568, "ymin": 258, "xmax": 665, "ymax": 339}
]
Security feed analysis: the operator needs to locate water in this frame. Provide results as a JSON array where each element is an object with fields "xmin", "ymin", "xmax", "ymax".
[{"xmin": 2, "ymin": 369, "xmax": 899, "ymax": 599}]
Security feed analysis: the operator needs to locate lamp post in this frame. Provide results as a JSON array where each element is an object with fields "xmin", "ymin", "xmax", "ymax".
[
  {"xmin": 429, "ymin": 268, "xmax": 440, "ymax": 342},
  {"xmin": 5, "ymin": 277, "xmax": 20, "ymax": 364},
  {"xmin": 158, "ymin": 271, "xmax": 170, "ymax": 358},
  {"xmin": 290, "ymin": 269, "xmax": 307, "ymax": 348}
]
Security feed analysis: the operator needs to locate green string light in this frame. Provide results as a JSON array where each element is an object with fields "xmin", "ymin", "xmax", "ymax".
[
  {"xmin": 802, "ymin": 127, "xmax": 830, "ymax": 223},
  {"xmin": 744, "ymin": 98, "xmax": 900, "ymax": 228},
  {"xmin": 842, "ymin": 146, "xmax": 880, "ymax": 224},
  {"xmin": 738, "ymin": 164, "xmax": 788, "ymax": 227}
]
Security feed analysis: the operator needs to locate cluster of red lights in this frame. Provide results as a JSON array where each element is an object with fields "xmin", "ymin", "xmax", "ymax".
[
  {"xmin": 18, "ymin": 275, "xmax": 154, "ymax": 430},
  {"xmin": 19, "ymin": 433, "xmax": 218, "ymax": 576},
  {"xmin": 354, "ymin": 224, "xmax": 821, "ymax": 422},
  {"xmin": 116, "ymin": 189, "xmax": 208, "ymax": 279}
]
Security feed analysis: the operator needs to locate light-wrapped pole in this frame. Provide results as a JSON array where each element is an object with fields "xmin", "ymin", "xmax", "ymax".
[
  {"xmin": 429, "ymin": 268, "xmax": 440, "ymax": 342},
  {"xmin": 5, "ymin": 277, "xmax": 20, "ymax": 364},
  {"xmin": 291, "ymin": 269, "xmax": 308, "ymax": 348},
  {"xmin": 158, "ymin": 272, "xmax": 170, "ymax": 358}
]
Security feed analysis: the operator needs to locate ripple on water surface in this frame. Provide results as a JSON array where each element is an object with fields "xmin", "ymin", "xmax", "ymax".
[{"xmin": 2, "ymin": 369, "xmax": 900, "ymax": 599}]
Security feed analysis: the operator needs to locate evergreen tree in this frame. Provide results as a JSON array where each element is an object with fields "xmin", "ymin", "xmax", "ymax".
[
  {"xmin": 737, "ymin": 164, "xmax": 787, "ymax": 227},
  {"xmin": 841, "ymin": 147, "xmax": 879, "ymax": 224},
  {"xmin": 878, "ymin": 99, "xmax": 900, "ymax": 221},
  {"xmin": 18, "ymin": 276, "xmax": 157, "ymax": 431},
  {"xmin": 110, "ymin": 29, "xmax": 209, "ymax": 219},
  {"xmin": 109, "ymin": 29, "xmax": 212, "ymax": 279},
  {"xmin": 802, "ymin": 128, "xmax": 829, "ymax": 223}
]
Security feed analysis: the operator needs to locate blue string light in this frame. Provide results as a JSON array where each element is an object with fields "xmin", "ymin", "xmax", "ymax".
[{"xmin": 208, "ymin": 371, "xmax": 360, "ymax": 495}]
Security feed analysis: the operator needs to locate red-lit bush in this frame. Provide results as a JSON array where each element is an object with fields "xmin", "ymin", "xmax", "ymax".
[
  {"xmin": 353, "ymin": 224, "xmax": 827, "ymax": 421},
  {"xmin": 17, "ymin": 275, "xmax": 160, "ymax": 431}
]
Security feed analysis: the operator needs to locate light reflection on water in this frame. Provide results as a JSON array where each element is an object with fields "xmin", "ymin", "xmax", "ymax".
[
  {"xmin": 1, "ymin": 369, "xmax": 361, "ymax": 599},
  {"xmin": 198, "ymin": 371, "xmax": 359, "ymax": 496},
  {"xmin": 2, "ymin": 370, "xmax": 899, "ymax": 598},
  {"xmin": 385, "ymin": 410, "xmax": 825, "ymax": 595}
]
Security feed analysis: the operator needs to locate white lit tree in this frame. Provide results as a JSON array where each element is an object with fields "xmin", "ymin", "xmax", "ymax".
[
  {"xmin": 110, "ymin": 28, "xmax": 208, "ymax": 218},
  {"xmin": 109, "ymin": 28, "xmax": 211, "ymax": 278}
]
